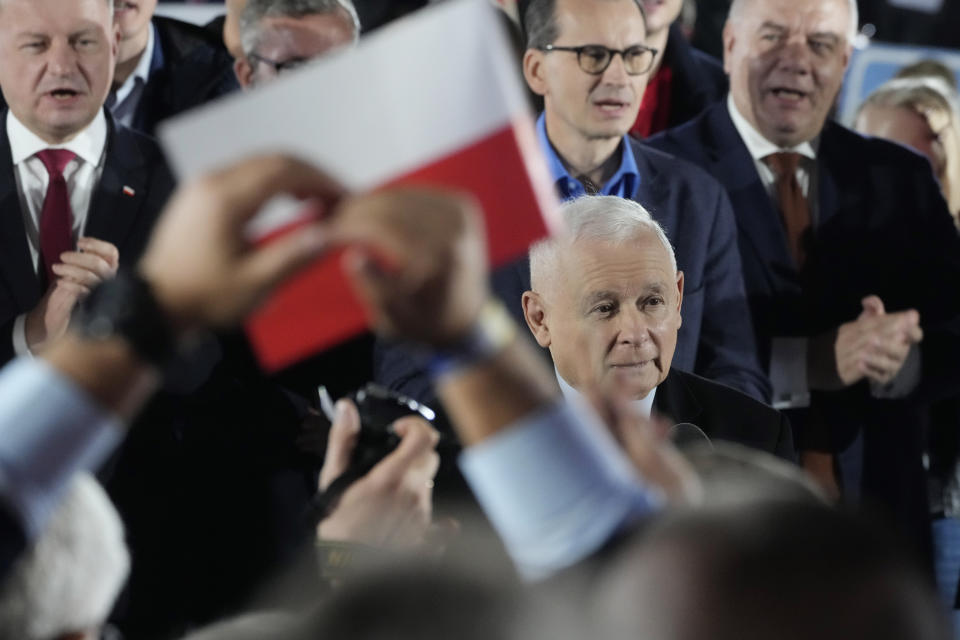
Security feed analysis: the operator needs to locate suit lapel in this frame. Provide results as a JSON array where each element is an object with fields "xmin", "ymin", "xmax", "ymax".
[
  {"xmin": 85, "ymin": 116, "xmax": 150, "ymax": 252},
  {"xmin": 700, "ymin": 105, "xmax": 799, "ymax": 285},
  {"xmin": 814, "ymin": 123, "xmax": 842, "ymax": 229},
  {"xmin": 629, "ymin": 141, "xmax": 672, "ymax": 229},
  {"xmin": 653, "ymin": 370, "xmax": 702, "ymax": 425},
  {"xmin": 0, "ymin": 116, "xmax": 43, "ymax": 310}
]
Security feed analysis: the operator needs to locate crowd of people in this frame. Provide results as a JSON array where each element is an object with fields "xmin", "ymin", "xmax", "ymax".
[{"xmin": 0, "ymin": 0, "xmax": 959, "ymax": 638}]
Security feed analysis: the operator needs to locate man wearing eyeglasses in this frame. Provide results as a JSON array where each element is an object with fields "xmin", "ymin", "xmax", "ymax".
[
  {"xmin": 497, "ymin": 0, "xmax": 769, "ymax": 403},
  {"xmin": 233, "ymin": 0, "xmax": 360, "ymax": 89},
  {"xmin": 378, "ymin": 0, "xmax": 768, "ymax": 406}
]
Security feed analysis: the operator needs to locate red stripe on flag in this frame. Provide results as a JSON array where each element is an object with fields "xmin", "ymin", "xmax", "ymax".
[{"xmin": 246, "ymin": 123, "xmax": 551, "ymax": 372}]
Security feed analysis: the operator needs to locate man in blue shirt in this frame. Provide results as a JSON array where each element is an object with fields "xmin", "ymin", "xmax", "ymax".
[
  {"xmin": 376, "ymin": 0, "xmax": 769, "ymax": 406},
  {"xmin": 519, "ymin": 0, "xmax": 768, "ymax": 401}
]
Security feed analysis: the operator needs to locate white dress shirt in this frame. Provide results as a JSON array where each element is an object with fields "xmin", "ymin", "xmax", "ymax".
[
  {"xmin": 7, "ymin": 110, "xmax": 108, "ymax": 357},
  {"xmin": 727, "ymin": 93, "xmax": 818, "ymax": 216},
  {"xmin": 556, "ymin": 370, "xmax": 656, "ymax": 419},
  {"xmin": 108, "ymin": 24, "xmax": 155, "ymax": 129},
  {"xmin": 727, "ymin": 95, "xmax": 819, "ymax": 408}
]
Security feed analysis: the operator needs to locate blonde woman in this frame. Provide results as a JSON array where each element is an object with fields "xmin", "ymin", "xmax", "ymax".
[{"xmin": 856, "ymin": 75, "xmax": 960, "ymax": 229}]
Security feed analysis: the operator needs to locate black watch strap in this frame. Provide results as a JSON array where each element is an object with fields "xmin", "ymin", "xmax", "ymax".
[{"xmin": 71, "ymin": 270, "xmax": 177, "ymax": 368}]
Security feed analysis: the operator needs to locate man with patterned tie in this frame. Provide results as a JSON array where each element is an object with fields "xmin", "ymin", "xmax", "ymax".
[
  {"xmin": 0, "ymin": 0, "xmax": 174, "ymax": 364},
  {"xmin": 647, "ymin": 0, "xmax": 960, "ymax": 572}
]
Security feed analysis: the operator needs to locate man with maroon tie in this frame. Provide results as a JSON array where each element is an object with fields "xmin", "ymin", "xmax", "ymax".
[{"xmin": 0, "ymin": 0, "xmax": 174, "ymax": 363}]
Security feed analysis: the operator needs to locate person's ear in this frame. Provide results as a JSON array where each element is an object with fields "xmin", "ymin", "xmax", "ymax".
[
  {"xmin": 522, "ymin": 290, "xmax": 552, "ymax": 347},
  {"xmin": 675, "ymin": 270, "xmax": 684, "ymax": 328},
  {"xmin": 111, "ymin": 23, "xmax": 121, "ymax": 59},
  {"xmin": 523, "ymin": 48, "xmax": 548, "ymax": 97},
  {"xmin": 234, "ymin": 56, "xmax": 255, "ymax": 89},
  {"xmin": 721, "ymin": 21, "xmax": 735, "ymax": 75},
  {"xmin": 840, "ymin": 43, "xmax": 852, "ymax": 73}
]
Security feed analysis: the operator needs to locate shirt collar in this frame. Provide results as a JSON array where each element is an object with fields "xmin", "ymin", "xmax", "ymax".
[
  {"xmin": 556, "ymin": 369, "xmax": 657, "ymax": 419},
  {"xmin": 114, "ymin": 23, "xmax": 156, "ymax": 102},
  {"xmin": 536, "ymin": 112, "xmax": 640, "ymax": 200},
  {"xmin": 7, "ymin": 109, "xmax": 107, "ymax": 168},
  {"xmin": 726, "ymin": 93, "xmax": 818, "ymax": 163}
]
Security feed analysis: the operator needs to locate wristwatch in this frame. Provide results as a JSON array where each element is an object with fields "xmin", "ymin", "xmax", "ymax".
[{"xmin": 71, "ymin": 270, "xmax": 177, "ymax": 368}]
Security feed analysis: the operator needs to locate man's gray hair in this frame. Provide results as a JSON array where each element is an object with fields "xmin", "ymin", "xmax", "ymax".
[
  {"xmin": 240, "ymin": 0, "xmax": 361, "ymax": 58},
  {"xmin": 529, "ymin": 195, "xmax": 676, "ymax": 295},
  {"xmin": 727, "ymin": 0, "xmax": 859, "ymax": 43},
  {"xmin": 0, "ymin": 474, "xmax": 130, "ymax": 640}
]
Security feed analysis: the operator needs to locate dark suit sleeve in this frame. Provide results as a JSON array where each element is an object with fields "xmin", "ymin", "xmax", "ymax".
[
  {"xmin": 694, "ymin": 184, "xmax": 772, "ymax": 403},
  {"xmin": 0, "ymin": 503, "xmax": 26, "ymax": 582},
  {"xmin": 775, "ymin": 411, "xmax": 798, "ymax": 463},
  {"xmin": 0, "ymin": 316, "xmax": 17, "ymax": 367}
]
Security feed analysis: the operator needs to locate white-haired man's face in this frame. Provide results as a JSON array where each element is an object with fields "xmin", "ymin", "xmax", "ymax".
[{"xmin": 523, "ymin": 231, "xmax": 683, "ymax": 400}]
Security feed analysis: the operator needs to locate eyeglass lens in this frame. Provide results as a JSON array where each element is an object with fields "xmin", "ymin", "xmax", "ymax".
[{"xmin": 578, "ymin": 45, "xmax": 654, "ymax": 75}]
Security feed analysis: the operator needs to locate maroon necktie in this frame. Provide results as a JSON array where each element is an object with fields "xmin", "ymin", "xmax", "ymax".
[
  {"xmin": 36, "ymin": 149, "xmax": 77, "ymax": 287},
  {"xmin": 763, "ymin": 152, "xmax": 811, "ymax": 267}
]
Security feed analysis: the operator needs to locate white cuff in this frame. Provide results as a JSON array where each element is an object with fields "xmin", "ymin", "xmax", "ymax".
[
  {"xmin": 459, "ymin": 401, "xmax": 661, "ymax": 580},
  {"xmin": 870, "ymin": 343, "xmax": 922, "ymax": 399},
  {"xmin": 12, "ymin": 314, "xmax": 33, "ymax": 358},
  {"xmin": 770, "ymin": 337, "xmax": 810, "ymax": 409},
  {"xmin": 0, "ymin": 358, "xmax": 123, "ymax": 541}
]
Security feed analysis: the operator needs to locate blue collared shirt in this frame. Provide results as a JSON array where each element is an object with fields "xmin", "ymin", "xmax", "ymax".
[{"xmin": 536, "ymin": 112, "xmax": 640, "ymax": 200}]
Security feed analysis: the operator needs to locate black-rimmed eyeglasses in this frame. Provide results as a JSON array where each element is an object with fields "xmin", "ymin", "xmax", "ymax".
[
  {"xmin": 539, "ymin": 44, "xmax": 658, "ymax": 76},
  {"xmin": 248, "ymin": 52, "xmax": 311, "ymax": 75}
]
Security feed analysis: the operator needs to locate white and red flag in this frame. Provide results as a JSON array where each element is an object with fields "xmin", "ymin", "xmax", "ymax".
[{"xmin": 159, "ymin": 0, "xmax": 559, "ymax": 372}]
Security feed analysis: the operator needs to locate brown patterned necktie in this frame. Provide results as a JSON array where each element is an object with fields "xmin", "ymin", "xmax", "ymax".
[{"xmin": 763, "ymin": 152, "xmax": 810, "ymax": 267}]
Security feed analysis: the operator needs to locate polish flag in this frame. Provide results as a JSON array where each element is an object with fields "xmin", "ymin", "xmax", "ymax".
[{"xmin": 159, "ymin": 0, "xmax": 560, "ymax": 372}]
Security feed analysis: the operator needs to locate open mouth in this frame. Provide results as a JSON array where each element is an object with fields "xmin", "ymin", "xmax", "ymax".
[
  {"xmin": 769, "ymin": 87, "xmax": 808, "ymax": 102},
  {"xmin": 610, "ymin": 361, "xmax": 651, "ymax": 369},
  {"xmin": 594, "ymin": 99, "xmax": 629, "ymax": 113},
  {"xmin": 49, "ymin": 89, "xmax": 80, "ymax": 100}
]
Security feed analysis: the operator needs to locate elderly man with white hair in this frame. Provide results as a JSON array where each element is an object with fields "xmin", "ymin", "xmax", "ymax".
[
  {"xmin": 0, "ymin": 473, "xmax": 129, "ymax": 640},
  {"xmin": 522, "ymin": 195, "xmax": 794, "ymax": 460}
]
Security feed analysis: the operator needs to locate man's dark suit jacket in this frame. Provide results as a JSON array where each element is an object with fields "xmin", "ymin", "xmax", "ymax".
[
  {"xmin": 647, "ymin": 101, "xmax": 960, "ymax": 562},
  {"xmin": 0, "ymin": 110, "xmax": 175, "ymax": 365},
  {"xmin": 655, "ymin": 368, "xmax": 795, "ymax": 462},
  {"xmin": 376, "ymin": 137, "xmax": 771, "ymax": 408},
  {"xmin": 129, "ymin": 16, "xmax": 239, "ymax": 136},
  {"xmin": 659, "ymin": 23, "xmax": 728, "ymax": 132}
]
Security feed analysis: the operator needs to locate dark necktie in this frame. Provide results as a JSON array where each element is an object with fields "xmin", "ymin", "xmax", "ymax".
[
  {"xmin": 763, "ymin": 152, "xmax": 810, "ymax": 267},
  {"xmin": 577, "ymin": 175, "xmax": 601, "ymax": 195},
  {"xmin": 36, "ymin": 149, "xmax": 77, "ymax": 287}
]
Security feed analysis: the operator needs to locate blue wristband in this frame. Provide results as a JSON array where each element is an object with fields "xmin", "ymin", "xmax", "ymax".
[{"xmin": 426, "ymin": 300, "xmax": 517, "ymax": 379}]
